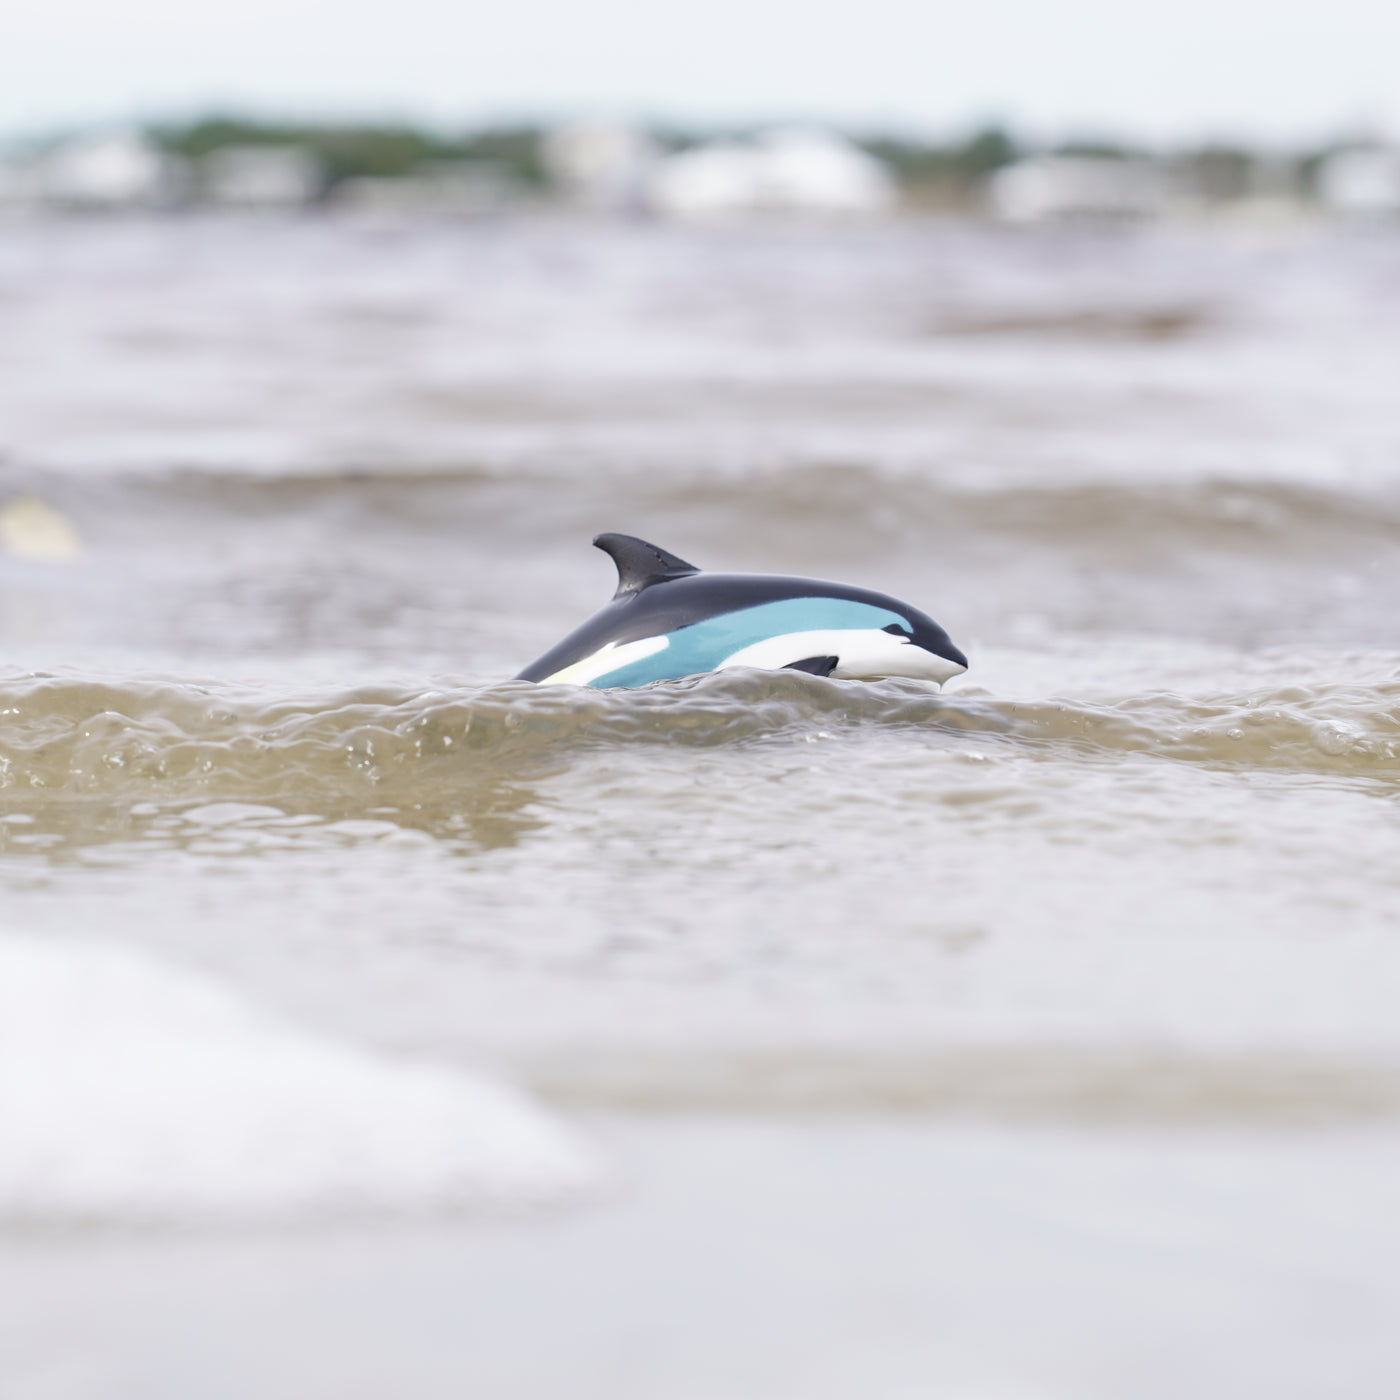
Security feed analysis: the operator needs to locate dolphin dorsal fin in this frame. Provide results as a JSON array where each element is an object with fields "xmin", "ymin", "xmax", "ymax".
[{"xmin": 593, "ymin": 533, "xmax": 700, "ymax": 597}]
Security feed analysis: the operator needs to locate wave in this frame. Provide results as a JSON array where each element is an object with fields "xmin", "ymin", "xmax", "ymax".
[
  {"xmin": 1, "ymin": 669, "xmax": 1396, "ymax": 832},
  {"xmin": 19, "ymin": 449, "xmax": 1400, "ymax": 545}
]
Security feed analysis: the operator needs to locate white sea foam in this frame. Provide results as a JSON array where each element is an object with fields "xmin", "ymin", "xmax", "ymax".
[{"xmin": 0, "ymin": 936, "xmax": 599, "ymax": 1225}]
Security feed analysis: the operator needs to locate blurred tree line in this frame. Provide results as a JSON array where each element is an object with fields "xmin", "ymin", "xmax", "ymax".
[
  {"xmin": 858, "ymin": 126, "xmax": 1019, "ymax": 207},
  {"xmin": 145, "ymin": 116, "xmax": 1355, "ymax": 207},
  {"xmin": 148, "ymin": 116, "xmax": 1035, "ymax": 202},
  {"xmin": 149, "ymin": 117, "xmax": 550, "ymax": 191}
]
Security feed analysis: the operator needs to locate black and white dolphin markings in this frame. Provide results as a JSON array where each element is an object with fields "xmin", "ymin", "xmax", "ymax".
[{"xmin": 516, "ymin": 534, "xmax": 968, "ymax": 689}]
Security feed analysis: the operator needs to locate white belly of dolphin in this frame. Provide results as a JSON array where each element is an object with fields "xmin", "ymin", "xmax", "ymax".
[{"xmin": 717, "ymin": 628, "xmax": 965, "ymax": 684}]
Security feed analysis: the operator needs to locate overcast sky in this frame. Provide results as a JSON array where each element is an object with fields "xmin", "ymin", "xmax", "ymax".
[{"xmin": 3, "ymin": 0, "xmax": 1397, "ymax": 144}]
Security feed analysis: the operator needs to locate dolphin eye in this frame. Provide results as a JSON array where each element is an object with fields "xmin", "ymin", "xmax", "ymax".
[{"xmin": 882, "ymin": 623, "xmax": 913, "ymax": 638}]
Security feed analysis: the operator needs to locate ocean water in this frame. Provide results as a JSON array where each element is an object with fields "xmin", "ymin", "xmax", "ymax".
[{"xmin": 1, "ymin": 213, "xmax": 1399, "ymax": 1397}]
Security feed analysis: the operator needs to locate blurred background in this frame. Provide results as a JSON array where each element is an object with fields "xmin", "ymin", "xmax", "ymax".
[{"xmin": 3, "ymin": 3, "xmax": 1400, "ymax": 1398}]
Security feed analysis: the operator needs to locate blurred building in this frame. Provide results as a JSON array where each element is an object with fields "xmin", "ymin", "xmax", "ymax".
[
  {"xmin": 331, "ymin": 161, "xmax": 525, "ymax": 217},
  {"xmin": 201, "ymin": 146, "xmax": 322, "ymax": 208},
  {"xmin": 542, "ymin": 121, "xmax": 658, "ymax": 213},
  {"xmin": 33, "ymin": 130, "xmax": 181, "ymax": 209},
  {"xmin": 648, "ymin": 128, "xmax": 895, "ymax": 220},
  {"xmin": 988, "ymin": 155, "xmax": 1167, "ymax": 222},
  {"xmin": 0, "ymin": 151, "xmax": 42, "ymax": 211},
  {"xmin": 1316, "ymin": 146, "xmax": 1400, "ymax": 218}
]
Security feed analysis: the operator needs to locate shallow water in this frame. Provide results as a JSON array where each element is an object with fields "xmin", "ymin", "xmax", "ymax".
[{"xmin": 2, "ymin": 213, "xmax": 1399, "ymax": 1394}]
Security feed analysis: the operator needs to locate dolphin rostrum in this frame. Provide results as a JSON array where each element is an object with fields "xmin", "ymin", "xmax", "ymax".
[{"xmin": 516, "ymin": 534, "xmax": 968, "ymax": 689}]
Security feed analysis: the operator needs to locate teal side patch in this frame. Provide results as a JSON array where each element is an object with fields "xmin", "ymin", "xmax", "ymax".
[{"xmin": 589, "ymin": 597, "xmax": 903, "ymax": 689}]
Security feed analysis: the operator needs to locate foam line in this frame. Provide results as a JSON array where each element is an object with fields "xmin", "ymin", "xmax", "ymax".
[{"xmin": 0, "ymin": 936, "xmax": 599, "ymax": 1226}]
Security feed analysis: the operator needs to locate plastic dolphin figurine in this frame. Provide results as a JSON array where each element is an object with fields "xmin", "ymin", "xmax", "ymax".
[{"xmin": 516, "ymin": 533, "xmax": 968, "ymax": 689}]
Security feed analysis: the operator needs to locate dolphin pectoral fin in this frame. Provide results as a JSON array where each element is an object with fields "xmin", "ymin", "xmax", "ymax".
[
  {"xmin": 783, "ymin": 655, "xmax": 839, "ymax": 677},
  {"xmin": 593, "ymin": 534, "xmax": 701, "ymax": 597}
]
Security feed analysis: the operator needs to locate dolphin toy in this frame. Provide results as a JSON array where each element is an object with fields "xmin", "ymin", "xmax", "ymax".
[{"xmin": 517, "ymin": 533, "xmax": 968, "ymax": 689}]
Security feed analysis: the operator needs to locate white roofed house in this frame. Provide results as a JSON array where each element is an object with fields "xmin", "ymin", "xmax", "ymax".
[
  {"xmin": 1316, "ymin": 146, "xmax": 1400, "ymax": 219},
  {"xmin": 646, "ymin": 141, "xmax": 759, "ymax": 219},
  {"xmin": 0, "ymin": 150, "xmax": 43, "ymax": 212},
  {"xmin": 754, "ymin": 129, "xmax": 896, "ymax": 214},
  {"xmin": 542, "ymin": 120, "xmax": 659, "ymax": 213},
  {"xmin": 988, "ymin": 155, "xmax": 1167, "ymax": 223},
  {"xmin": 332, "ymin": 161, "xmax": 526, "ymax": 217},
  {"xmin": 36, "ymin": 130, "xmax": 183, "ymax": 209},
  {"xmin": 648, "ymin": 128, "xmax": 896, "ymax": 220},
  {"xmin": 200, "ymin": 146, "xmax": 322, "ymax": 208}
]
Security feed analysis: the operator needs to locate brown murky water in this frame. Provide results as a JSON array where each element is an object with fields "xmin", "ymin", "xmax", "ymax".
[{"xmin": 2, "ymin": 213, "xmax": 1399, "ymax": 1397}]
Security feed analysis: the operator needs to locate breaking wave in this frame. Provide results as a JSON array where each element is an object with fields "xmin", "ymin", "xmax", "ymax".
[
  {"xmin": 0, "ymin": 935, "xmax": 599, "ymax": 1226},
  {"xmin": 1, "ymin": 668, "xmax": 1397, "ymax": 825}
]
